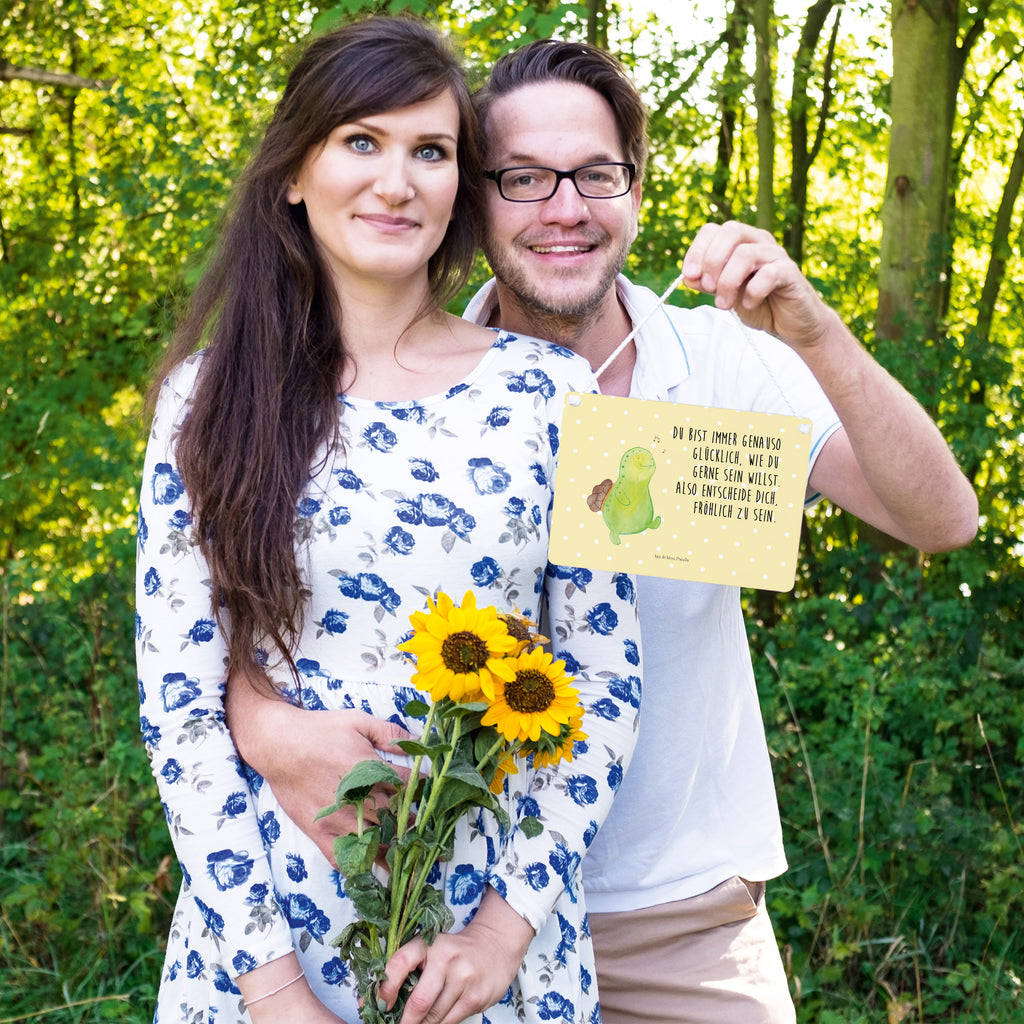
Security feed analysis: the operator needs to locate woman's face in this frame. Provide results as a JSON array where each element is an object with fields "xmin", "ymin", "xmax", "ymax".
[{"xmin": 287, "ymin": 89, "xmax": 461, "ymax": 292}]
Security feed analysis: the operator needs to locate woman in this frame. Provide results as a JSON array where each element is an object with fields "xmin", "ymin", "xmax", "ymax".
[{"xmin": 136, "ymin": 17, "xmax": 640, "ymax": 1024}]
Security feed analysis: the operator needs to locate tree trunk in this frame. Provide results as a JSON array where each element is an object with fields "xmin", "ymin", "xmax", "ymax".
[
  {"xmin": 784, "ymin": 0, "xmax": 840, "ymax": 263},
  {"xmin": 587, "ymin": 0, "xmax": 608, "ymax": 49},
  {"xmin": 876, "ymin": 0, "xmax": 959, "ymax": 345},
  {"xmin": 750, "ymin": 0, "xmax": 775, "ymax": 230},
  {"xmin": 712, "ymin": 1, "xmax": 751, "ymax": 219}
]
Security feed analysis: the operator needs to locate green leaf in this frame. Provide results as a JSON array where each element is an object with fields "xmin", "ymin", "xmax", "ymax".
[
  {"xmin": 519, "ymin": 816, "xmax": 544, "ymax": 839},
  {"xmin": 334, "ymin": 830, "xmax": 380, "ymax": 878}
]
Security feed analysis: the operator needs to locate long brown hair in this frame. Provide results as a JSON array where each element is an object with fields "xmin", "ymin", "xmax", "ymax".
[{"xmin": 149, "ymin": 16, "xmax": 484, "ymax": 683}]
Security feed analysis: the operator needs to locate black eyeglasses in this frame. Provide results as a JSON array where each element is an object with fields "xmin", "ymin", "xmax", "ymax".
[{"xmin": 484, "ymin": 162, "xmax": 636, "ymax": 203}]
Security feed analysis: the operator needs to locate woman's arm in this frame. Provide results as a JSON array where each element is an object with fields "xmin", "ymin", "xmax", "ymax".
[
  {"xmin": 225, "ymin": 677, "xmax": 412, "ymax": 866},
  {"xmin": 235, "ymin": 953, "xmax": 349, "ymax": 1024},
  {"xmin": 136, "ymin": 363, "xmax": 294, "ymax": 974}
]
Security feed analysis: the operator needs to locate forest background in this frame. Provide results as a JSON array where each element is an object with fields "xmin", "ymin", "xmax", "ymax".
[{"xmin": 1, "ymin": 0, "xmax": 1021, "ymax": 1021}]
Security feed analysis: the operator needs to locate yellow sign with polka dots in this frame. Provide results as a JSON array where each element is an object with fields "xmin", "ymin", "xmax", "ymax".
[{"xmin": 549, "ymin": 394, "xmax": 813, "ymax": 591}]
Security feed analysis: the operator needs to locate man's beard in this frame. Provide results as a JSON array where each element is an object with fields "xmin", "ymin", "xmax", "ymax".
[{"xmin": 482, "ymin": 230, "xmax": 631, "ymax": 328}]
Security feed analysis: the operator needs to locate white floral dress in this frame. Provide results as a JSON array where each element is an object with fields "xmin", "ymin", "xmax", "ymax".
[{"xmin": 136, "ymin": 331, "xmax": 642, "ymax": 1024}]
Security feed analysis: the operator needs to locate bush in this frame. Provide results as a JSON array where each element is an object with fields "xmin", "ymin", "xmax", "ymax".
[{"xmin": 752, "ymin": 547, "xmax": 1024, "ymax": 1023}]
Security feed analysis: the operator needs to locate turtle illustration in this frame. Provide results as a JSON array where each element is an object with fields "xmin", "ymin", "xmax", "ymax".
[{"xmin": 587, "ymin": 446, "xmax": 662, "ymax": 545}]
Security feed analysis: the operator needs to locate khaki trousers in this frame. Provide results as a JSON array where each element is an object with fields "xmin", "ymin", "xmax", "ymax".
[{"xmin": 590, "ymin": 876, "xmax": 796, "ymax": 1024}]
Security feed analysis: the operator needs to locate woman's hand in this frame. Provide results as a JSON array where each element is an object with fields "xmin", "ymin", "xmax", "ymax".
[
  {"xmin": 377, "ymin": 888, "xmax": 535, "ymax": 1024},
  {"xmin": 225, "ymin": 672, "xmax": 411, "ymax": 866},
  {"xmin": 235, "ymin": 953, "xmax": 349, "ymax": 1024}
]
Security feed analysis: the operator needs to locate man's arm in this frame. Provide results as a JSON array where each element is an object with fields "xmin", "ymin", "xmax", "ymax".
[
  {"xmin": 225, "ymin": 675, "xmax": 411, "ymax": 866},
  {"xmin": 682, "ymin": 221, "xmax": 978, "ymax": 551}
]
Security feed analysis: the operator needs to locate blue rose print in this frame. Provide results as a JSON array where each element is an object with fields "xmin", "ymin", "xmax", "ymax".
[
  {"xmin": 394, "ymin": 496, "xmax": 423, "ymax": 525},
  {"xmin": 530, "ymin": 462, "xmax": 548, "ymax": 486},
  {"xmin": 624, "ymin": 637, "xmax": 640, "ymax": 666},
  {"xmin": 585, "ymin": 602, "xmax": 618, "ymax": 636},
  {"xmin": 333, "ymin": 467, "xmax": 363, "ymax": 491},
  {"xmin": 136, "ymin": 509, "xmax": 147, "ymax": 548},
  {"xmin": 195, "ymin": 897, "xmax": 225, "ymax": 937},
  {"xmin": 336, "ymin": 573, "xmax": 400, "ymax": 612},
  {"xmin": 566, "ymin": 775, "xmax": 599, "ymax": 807},
  {"xmin": 246, "ymin": 883, "xmax": 270, "ymax": 906},
  {"xmin": 468, "ymin": 457, "xmax": 512, "ymax": 495},
  {"xmin": 559, "ymin": 652, "xmax": 581, "ymax": 675},
  {"xmin": 447, "ymin": 509, "xmax": 476, "ymax": 539},
  {"xmin": 186, "ymin": 950, "xmax": 204, "ymax": 978},
  {"xmin": 547, "ymin": 420, "xmax": 560, "ymax": 456},
  {"xmin": 548, "ymin": 564, "xmax": 593, "ymax": 588},
  {"xmin": 485, "ymin": 406, "xmax": 511, "ymax": 428},
  {"xmin": 389, "ymin": 403, "xmax": 427, "ymax": 424},
  {"xmin": 282, "ymin": 892, "xmax": 330, "ymax": 940},
  {"xmin": 536, "ymin": 992, "xmax": 575, "ymax": 1021},
  {"xmin": 221, "ymin": 792, "xmax": 247, "ymax": 818},
  {"xmin": 583, "ymin": 820, "xmax": 599, "ymax": 849},
  {"xmin": 287, "ymin": 854, "xmax": 308, "ymax": 883},
  {"xmin": 297, "ymin": 496, "xmax": 321, "ymax": 518},
  {"xmin": 613, "ymin": 572, "xmax": 636, "ymax": 603},
  {"xmin": 257, "ymin": 811, "xmax": 281, "ymax": 846},
  {"xmin": 320, "ymin": 609, "xmax": 349, "ymax": 635},
  {"xmin": 169, "ymin": 509, "xmax": 192, "ymax": 530},
  {"xmin": 590, "ymin": 697, "xmax": 621, "ymax": 721},
  {"xmin": 363, "ymin": 421, "xmax": 398, "ymax": 452},
  {"xmin": 384, "ymin": 526, "xmax": 415, "ymax": 555},
  {"xmin": 143, "ymin": 567, "xmax": 161, "ymax": 596},
  {"xmin": 328, "ymin": 505, "xmax": 351, "ymax": 527},
  {"xmin": 448, "ymin": 864, "xmax": 487, "ymax": 905},
  {"xmin": 322, "ymin": 958, "xmax": 350, "ymax": 986},
  {"xmin": 609, "ymin": 674, "xmax": 642, "ymax": 709},
  {"xmin": 151, "ymin": 462, "xmax": 184, "ymax": 504},
  {"xmin": 581, "ymin": 964, "xmax": 593, "ymax": 994},
  {"xmin": 160, "ymin": 758, "xmax": 184, "ymax": 784},
  {"xmin": 187, "ymin": 618, "xmax": 216, "ymax": 644},
  {"xmin": 504, "ymin": 496, "xmax": 526, "ymax": 516},
  {"xmin": 518, "ymin": 794, "xmax": 541, "ymax": 818},
  {"xmin": 212, "ymin": 967, "xmax": 239, "ymax": 994},
  {"xmin": 608, "ymin": 762, "xmax": 624, "ymax": 790},
  {"xmin": 471, "ymin": 556, "xmax": 501, "ymax": 587},
  {"xmin": 161, "ymin": 672, "xmax": 200, "ymax": 712},
  {"xmin": 140, "ymin": 716, "xmax": 160, "ymax": 746},
  {"xmin": 232, "ymin": 951, "xmax": 257, "ymax": 974},
  {"xmin": 409, "ymin": 458, "xmax": 439, "ymax": 482},
  {"xmin": 524, "ymin": 863, "xmax": 549, "ymax": 891},
  {"xmin": 553, "ymin": 913, "xmax": 576, "ymax": 966},
  {"xmin": 446, "ymin": 382, "xmax": 469, "ymax": 399},
  {"xmin": 549, "ymin": 843, "xmax": 583, "ymax": 903},
  {"xmin": 523, "ymin": 369, "xmax": 556, "ymax": 397},
  {"xmin": 420, "ymin": 493, "xmax": 456, "ymax": 526},
  {"xmin": 207, "ymin": 849, "xmax": 254, "ymax": 891}
]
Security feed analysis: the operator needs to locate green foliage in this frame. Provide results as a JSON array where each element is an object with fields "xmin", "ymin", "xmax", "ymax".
[
  {"xmin": 2, "ymin": 0, "xmax": 1023, "ymax": 1021},
  {"xmin": 750, "ymin": 549, "xmax": 1024, "ymax": 1022}
]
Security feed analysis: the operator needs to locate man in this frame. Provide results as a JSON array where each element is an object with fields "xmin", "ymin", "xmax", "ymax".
[{"xmin": 228, "ymin": 38, "xmax": 977, "ymax": 1024}]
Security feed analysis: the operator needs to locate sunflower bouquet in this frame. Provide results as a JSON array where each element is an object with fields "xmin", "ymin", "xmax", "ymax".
[{"xmin": 320, "ymin": 590, "xmax": 586, "ymax": 1024}]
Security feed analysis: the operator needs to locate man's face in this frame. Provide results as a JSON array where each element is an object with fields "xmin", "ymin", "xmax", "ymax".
[{"xmin": 482, "ymin": 81, "xmax": 642, "ymax": 321}]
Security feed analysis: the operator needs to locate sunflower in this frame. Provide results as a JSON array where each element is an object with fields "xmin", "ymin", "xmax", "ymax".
[
  {"xmin": 529, "ymin": 711, "xmax": 587, "ymax": 769},
  {"xmin": 398, "ymin": 590, "xmax": 517, "ymax": 702},
  {"xmin": 498, "ymin": 608, "xmax": 549, "ymax": 654},
  {"xmin": 481, "ymin": 646, "xmax": 581, "ymax": 743},
  {"xmin": 488, "ymin": 747, "xmax": 520, "ymax": 795}
]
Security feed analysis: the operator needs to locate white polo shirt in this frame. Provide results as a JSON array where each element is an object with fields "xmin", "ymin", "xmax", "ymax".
[{"xmin": 464, "ymin": 275, "xmax": 841, "ymax": 912}]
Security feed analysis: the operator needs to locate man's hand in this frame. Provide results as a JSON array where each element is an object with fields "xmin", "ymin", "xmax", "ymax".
[
  {"xmin": 682, "ymin": 220, "xmax": 831, "ymax": 349},
  {"xmin": 225, "ymin": 674, "xmax": 411, "ymax": 866},
  {"xmin": 377, "ymin": 888, "xmax": 534, "ymax": 1024},
  {"xmin": 682, "ymin": 219, "xmax": 978, "ymax": 552}
]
